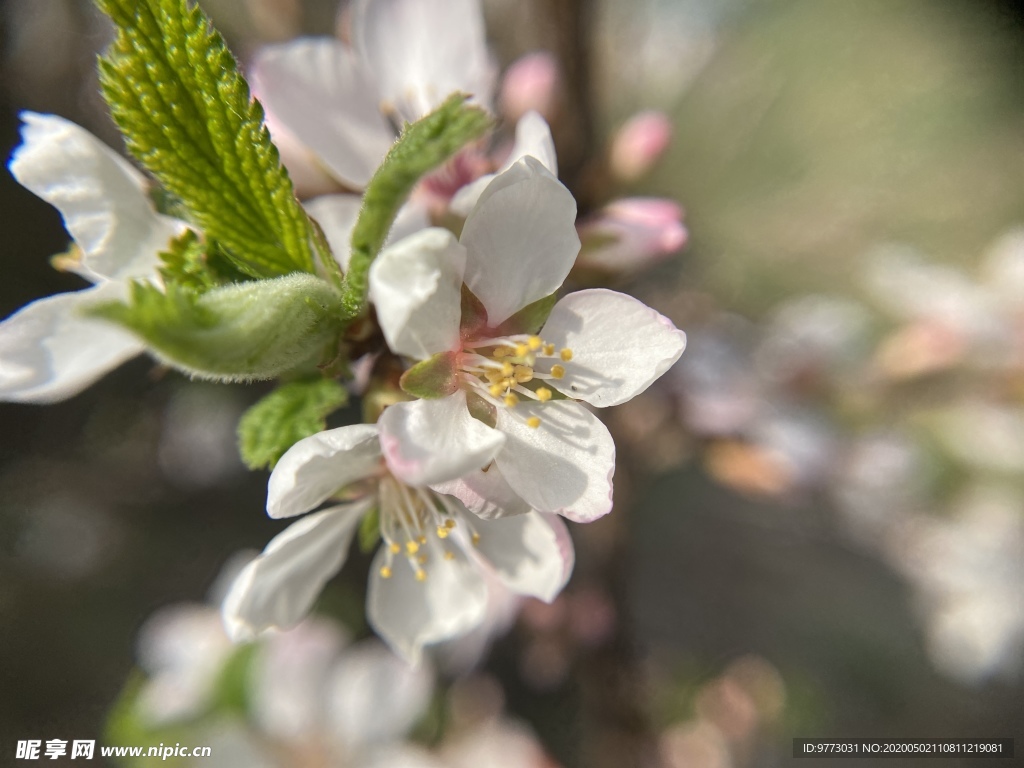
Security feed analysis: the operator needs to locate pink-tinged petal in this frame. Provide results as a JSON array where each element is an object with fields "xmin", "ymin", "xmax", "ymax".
[
  {"xmin": 471, "ymin": 512, "xmax": 574, "ymax": 602},
  {"xmin": 379, "ymin": 392, "xmax": 505, "ymax": 487},
  {"xmin": 608, "ymin": 110, "xmax": 673, "ymax": 183},
  {"xmin": 494, "ymin": 401, "xmax": 615, "ymax": 523},
  {"xmin": 368, "ymin": 228, "xmax": 466, "ymax": 360},
  {"xmin": 367, "ymin": 535, "xmax": 488, "ymax": 664},
  {"xmin": 327, "ymin": 640, "xmax": 433, "ymax": 750},
  {"xmin": 431, "ymin": 463, "xmax": 531, "ymax": 520},
  {"xmin": 252, "ymin": 38, "xmax": 395, "ymax": 188},
  {"xmin": 222, "ymin": 500, "xmax": 371, "ymax": 641},
  {"xmin": 10, "ymin": 112, "xmax": 184, "ymax": 282},
  {"xmin": 449, "ymin": 111, "xmax": 558, "ymax": 216},
  {"xmin": 0, "ymin": 283, "xmax": 143, "ymax": 403},
  {"xmin": 262, "ymin": 106, "xmax": 341, "ymax": 198},
  {"xmin": 541, "ymin": 288, "xmax": 686, "ymax": 407},
  {"xmin": 460, "ymin": 157, "xmax": 579, "ymax": 325},
  {"xmin": 576, "ymin": 198, "xmax": 687, "ymax": 273},
  {"xmin": 267, "ymin": 424, "xmax": 382, "ymax": 519},
  {"xmin": 499, "ymin": 51, "xmax": 561, "ymax": 122},
  {"xmin": 353, "ymin": 0, "xmax": 496, "ymax": 122}
]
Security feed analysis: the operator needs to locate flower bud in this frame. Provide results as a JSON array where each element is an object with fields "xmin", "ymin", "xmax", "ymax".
[
  {"xmin": 575, "ymin": 197, "xmax": 687, "ymax": 273},
  {"xmin": 608, "ymin": 110, "xmax": 672, "ymax": 183},
  {"xmin": 499, "ymin": 51, "xmax": 561, "ymax": 122}
]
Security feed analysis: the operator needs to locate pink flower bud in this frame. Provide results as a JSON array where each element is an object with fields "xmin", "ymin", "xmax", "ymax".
[
  {"xmin": 608, "ymin": 110, "xmax": 673, "ymax": 183},
  {"xmin": 499, "ymin": 51, "xmax": 561, "ymax": 122},
  {"xmin": 576, "ymin": 197, "xmax": 687, "ymax": 273}
]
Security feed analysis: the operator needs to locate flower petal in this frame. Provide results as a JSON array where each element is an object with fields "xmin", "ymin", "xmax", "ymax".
[
  {"xmin": 540, "ymin": 288, "xmax": 686, "ymax": 407},
  {"xmin": 450, "ymin": 110, "xmax": 557, "ymax": 216},
  {"xmin": 267, "ymin": 424, "xmax": 381, "ymax": 519},
  {"xmin": 222, "ymin": 501, "xmax": 370, "ymax": 641},
  {"xmin": 471, "ymin": 512, "xmax": 574, "ymax": 602},
  {"xmin": 327, "ymin": 640, "xmax": 434, "ymax": 750},
  {"xmin": 0, "ymin": 283, "xmax": 144, "ymax": 403},
  {"xmin": 494, "ymin": 401, "xmax": 615, "ymax": 523},
  {"xmin": 368, "ymin": 228, "xmax": 466, "ymax": 359},
  {"xmin": 10, "ymin": 112, "xmax": 184, "ymax": 282},
  {"xmin": 460, "ymin": 157, "xmax": 579, "ymax": 325},
  {"xmin": 307, "ymin": 196, "xmax": 431, "ymax": 273},
  {"xmin": 251, "ymin": 38, "xmax": 395, "ymax": 188},
  {"xmin": 353, "ymin": 0, "xmax": 496, "ymax": 122},
  {"xmin": 431, "ymin": 463, "xmax": 532, "ymax": 520},
  {"xmin": 379, "ymin": 392, "xmax": 506, "ymax": 487},
  {"xmin": 367, "ymin": 535, "xmax": 488, "ymax": 664}
]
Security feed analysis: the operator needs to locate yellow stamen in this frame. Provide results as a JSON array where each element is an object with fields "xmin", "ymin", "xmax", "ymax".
[
  {"xmin": 550, "ymin": 364, "xmax": 565, "ymax": 379},
  {"xmin": 406, "ymin": 541, "xmax": 419, "ymax": 555},
  {"xmin": 515, "ymin": 343, "xmax": 529, "ymax": 356},
  {"xmin": 485, "ymin": 369, "xmax": 504, "ymax": 383},
  {"xmin": 418, "ymin": 554, "xmax": 428, "ymax": 565},
  {"xmin": 418, "ymin": 535, "xmax": 427, "ymax": 545},
  {"xmin": 471, "ymin": 532, "xmax": 481, "ymax": 546},
  {"xmin": 493, "ymin": 347, "xmax": 508, "ymax": 358},
  {"xmin": 560, "ymin": 348, "xmax": 573, "ymax": 361},
  {"xmin": 501, "ymin": 361, "xmax": 515, "ymax": 376},
  {"xmin": 543, "ymin": 343, "xmax": 555, "ymax": 356},
  {"xmin": 444, "ymin": 551, "xmax": 456, "ymax": 560},
  {"xmin": 527, "ymin": 416, "xmax": 542, "ymax": 428},
  {"xmin": 514, "ymin": 365, "xmax": 534, "ymax": 383},
  {"xmin": 436, "ymin": 526, "xmax": 449, "ymax": 538},
  {"xmin": 528, "ymin": 336, "xmax": 543, "ymax": 351},
  {"xmin": 379, "ymin": 566, "xmax": 392, "ymax": 579},
  {"xmin": 504, "ymin": 393, "xmax": 520, "ymax": 407},
  {"xmin": 445, "ymin": 519, "xmax": 457, "ymax": 529},
  {"xmin": 489, "ymin": 383, "xmax": 505, "ymax": 397},
  {"xmin": 415, "ymin": 569, "xmax": 427, "ymax": 582},
  {"xmin": 389, "ymin": 542, "xmax": 401, "ymax": 555},
  {"xmin": 536, "ymin": 387, "xmax": 552, "ymax": 402}
]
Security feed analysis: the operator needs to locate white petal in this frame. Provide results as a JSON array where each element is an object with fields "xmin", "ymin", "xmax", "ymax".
[
  {"xmin": 431, "ymin": 464, "xmax": 532, "ymax": 520},
  {"xmin": 10, "ymin": 112, "xmax": 183, "ymax": 282},
  {"xmin": 367, "ymin": 535, "xmax": 488, "ymax": 664},
  {"xmin": 379, "ymin": 392, "xmax": 505, "ymax": 486},
  {"xmin": 267, "ymin": 424, "xmax": 381, "ymax": 519},
  {"xmin": 541, "ymin": 288, "xmax": 686, "ymax": 407},
  {"xmin": 252, "ymin": 38, "xmax": 395, "ymax": 188},
  {"xmin": 359, "ymin": 746, "xmax": 448, "ymax": 768},
  {"xmin": 354, "ymin": 0, "xmax": 496, "ymax": 122},
  {"xmin": 368, "ymin": 228, "xmax": 466, "ymax": 359},
  {"xmin": 327, "ymin": 641, "xmax": 433, "ymax": 750},
  {"xmin": 472, "ymin": 512, "xmax": 574, "ymax": 602},
  {"xmin": 222, "ymin": 501, "xmax": 370, "ymax": 641},
  {"xmin": 0, "ymin": 283, "xmax": 144, "ymax": 403},
  {"xmin": 460, "ymin": 157, "xmax": 579, "ymax": 325},
  {"xmin": 450, "ymin": 110, "xmax": 558, "ymax": 216},
  {"xmin": 494, "ymin": 401, "xmax": 615, "ymax": 523},
  {"xmin": 304, "ymin": 194, "xmax": 362, "ymax": 272}
]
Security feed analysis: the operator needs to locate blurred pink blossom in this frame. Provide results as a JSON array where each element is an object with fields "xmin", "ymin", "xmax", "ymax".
[
  {"xmin": 576, "ymin": 198, "xmax": 687, "ymax": 273},
  {"xmin": 608, "ymin": 110, "xmax": 673, "ymax": 183},
  {"xmin": 499, "ymin": 51, "xmax": 561, "ymax": 122}
]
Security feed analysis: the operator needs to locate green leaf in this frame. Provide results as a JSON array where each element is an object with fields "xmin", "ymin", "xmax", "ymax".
[
  {"xmin": 497, "ymin": 292, "xmax": 559, "ymax": 336},
  {"xmin": 96, "ymin": 0, "xmax": 319, "ymax": 278},
  {"xmin": 158, "ymin": 229, "xmax": 249, "ymax": 292},
  {"xmin": 238, "ymin": 378, "xmax": 349, "ymax": 470},
  {"xmin": 89, "ymin": 274, "xmax": 343, "ymax": 381},
  {"xmin": 399, "ymin": 351, "xmax": 460, "ymax": 399},
  {"xmin": 210, "ymin": 642, "xmax": 258, "ymax": 715},
  {"xmin": 358, "ymin": 507, "xmax": 381, "ymax": 553},
  {"xmin": 342, "ymin": 93, "xmax": 493, "ymax": 318}
]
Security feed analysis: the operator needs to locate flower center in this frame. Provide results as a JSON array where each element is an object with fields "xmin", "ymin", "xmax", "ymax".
[
  {"xmin": 376, "ymin": 476, "xmax": 480, "ymax": 582},
  {"xmin": 459, "ymin": 334, "xmax": 573, "ymax": 428}
]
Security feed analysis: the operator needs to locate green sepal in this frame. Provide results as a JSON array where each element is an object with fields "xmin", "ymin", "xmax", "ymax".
[
  {"xmin": 210, "ymin": 642, "xmax": 258, "ymax": 715},
  {"xmin": 341, "ymin": 94, "xmax": 494, "ymax": 318},
  {"xmin": 400, "ymin": 351, "xmax": 461, "ymax": 399},
  {"xmin": 358, "ymin": 507, "xmax": 382, "ymax": 554},
  {"xmin": 460, "ymin": 284, "xmax": 489, "ymax": 337},
  {"xmin": 496, "ymin": 292, "xmax": 559, "ymax": 336},
  {"xmin": 466, "ymin": 390, "xmax": 497, "ymax": 428},
  {"xmin": 88, "ymin": 274, "xmax": 344, "ymax": 381},
  {"xmin": 96, "ymin": 0, "xmax": 319, "ymax": 278},
  {"xmin": 237, "ymin": 378, "xmax": 350, "ymax": 470}
]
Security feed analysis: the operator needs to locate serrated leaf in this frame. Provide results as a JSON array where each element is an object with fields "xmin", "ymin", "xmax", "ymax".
[
  {"xmin": 399, "ymin": 351, "xmax": 460, "ymax": 399},
  {"xmin": 89, "ymin": 274, "xmax": 343, "ymax": 381},
  {"xmin": 96, "ymin": 0, "xmax": 320, "ymax": 278},
  {"xmin": 342, "ymin": 94, "xmax": 494, "ymax": 318},
  {"xmin": 238, "ymin": 378, "xmax": 349, "ymax": 470},
  {"xmin": 358, "ymin": 507, "xmax": 381, "ymax": 554},
  {"xmin": 158, "ymin": 229, "xmax": 249, "ymax": 291}
]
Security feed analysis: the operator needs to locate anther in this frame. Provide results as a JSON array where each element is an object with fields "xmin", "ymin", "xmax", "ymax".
[
  {"xmin": 560, "ymin": 348, "xmax": 573, "ymax": 361},
  {"xmin": 536, "ymin": 387, "xmax": 552, "ymax": 402},
  {"xmin": 504, "ymin": 393, "xmax": 520, "ymax": 407},
  {"xmin": 501, "ymin": 361, "xmax": 515, "ymax": 376},
  {"xmin": 379, "ymin": 566, "xmax": 393, "ymax": 579},
  {"xmin": 489, "ymin": 383, "xmax": 505, "ymax": 397},
  {"xmin": 444, "ymin": 551, "xmax": 456, "ymax": 560},
  {"xmin": 543, "ymin": 343, "xmax": 555, "ymax": 356},
  {"xmin": 418, "ymin": 535, "xmax": 427, "ymax": 545},
  {"xmin": 515, "ymin": 343, "xmax": 529, "ymax": 356},
  {"xmin": 527, "ymin": 416, "xmax": 542, "ymax": 428},
  {"xmin": 389, "ymin": 543, "xmax": 401, "ymax": 555},
  {"xmin": 436, "ymin": 526, "xmax": 449, "ymax": 539},
  {"xmin": 528, "ymin": 336, "xmax": 543, "ymax": 351},
  {"xmin": 418, "ymin": 554, "xmax": 428, "ymax": 565},
  {"xmin": 445, "ymin": 519, "xmax": 456, "ymax": 529},
  {"xmin": 514, "ymin": 365, "xmax": 534, "ymax": 383},
  {"xmin": 406, "ymin": 541, "xmax": 419, "ymax": 555},
  {"xmin": 415, "ymin": 569, "xmax": 427, "ymax": 582},
  {"xmin": 550, "ymin": 364, "xmax": 565, "ymax": 379}
]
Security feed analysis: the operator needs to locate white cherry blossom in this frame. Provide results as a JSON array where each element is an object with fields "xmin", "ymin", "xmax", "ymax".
[
  {"xmin": 222, "ymin": 423, "xmax": 573, "ymax": 663},
  {"xmin": 368, "ymin": 158, "xmax": 686, "ymax": 523},
  {"xmin": 0, "ymin": 113, "xmax": 186, "ymax": 402}
]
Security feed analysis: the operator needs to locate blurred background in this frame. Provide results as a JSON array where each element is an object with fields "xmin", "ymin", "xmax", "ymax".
[{"xmin": 2, "ymin": 0, "xmax": 1023, "ymax": 766}]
